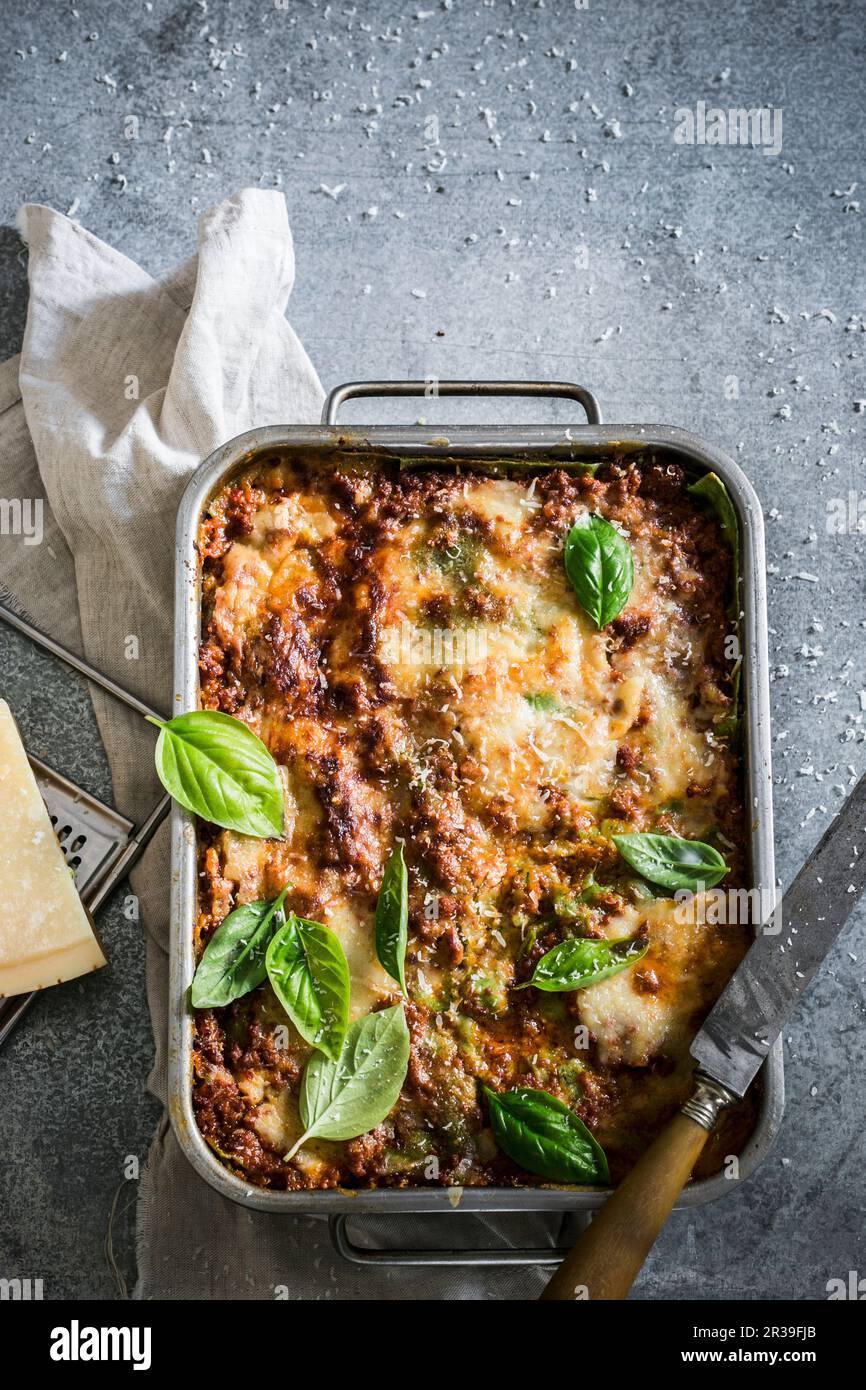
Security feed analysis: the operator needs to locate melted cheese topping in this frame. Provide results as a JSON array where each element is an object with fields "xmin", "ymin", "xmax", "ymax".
[
  {"xmin": 577, "ymin": 902, "xmax": 710, "ymax": 1066},
  {"xmin": 193, "ymin": 457, "xmax": 746, "ymax": 1191}
]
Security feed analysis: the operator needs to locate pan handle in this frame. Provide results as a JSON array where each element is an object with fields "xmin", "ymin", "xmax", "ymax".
[
  {"xmin": 322, "ymin": 379, "xmax": 603, "ymax": 426},
  {"xmin": 328, "ymin": 1213, "xmax": 588, "ymax": 1268}
]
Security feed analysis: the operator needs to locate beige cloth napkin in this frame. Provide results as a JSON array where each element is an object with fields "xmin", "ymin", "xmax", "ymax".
[{"xmin": 0, "ymin": 191, "xmax": 560, "ymax": 1298}]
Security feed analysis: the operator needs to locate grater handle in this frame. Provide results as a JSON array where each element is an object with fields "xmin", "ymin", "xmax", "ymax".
[
  {"xmin": 0, "ymin": 602, "xmax": 166, "ymax": 722},
  {"xmin": 0, "ymin": 993, "xmax": 34, "ymax": 1046},
  {"xmin": 322, "ymin": 379, "xmax": 603, "ymax": 426},
  {"xmin": 84, "ymin": 792, "xmax": 171, "ymax": 914}
]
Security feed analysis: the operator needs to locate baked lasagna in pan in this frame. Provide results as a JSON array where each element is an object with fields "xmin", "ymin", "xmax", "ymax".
[{"xmin": 192, "ymin": 454, "xmax": 752, "ymax": 1190}]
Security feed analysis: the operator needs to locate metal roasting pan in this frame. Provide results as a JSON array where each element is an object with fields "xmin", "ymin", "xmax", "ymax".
[{"xmin": 169, "ymin": 381, "xmax": 783, "ymax": 1266}]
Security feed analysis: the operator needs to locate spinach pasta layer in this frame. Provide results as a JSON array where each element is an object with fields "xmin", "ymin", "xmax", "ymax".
[{"xmin": 192, "ymin": 454, "xmax": 753, "ymax": 1189}]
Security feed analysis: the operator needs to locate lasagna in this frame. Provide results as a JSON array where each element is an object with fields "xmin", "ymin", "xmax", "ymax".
[{"xmin": 192, "ymin": 453, "xmax": 753, "ymax": 1189}]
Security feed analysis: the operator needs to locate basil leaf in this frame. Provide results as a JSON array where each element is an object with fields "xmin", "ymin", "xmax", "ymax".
[
  {"xmin": 613, "ymin": 832, "xmax": 728, "ymax": 890},
  {"xmin": 191, "ymin": 887, "xmax": 288, "ymax": 1008},
  {"xmin": 485, "ymin": 1086, "xmax": 609, "ymax": 1185},
  {"xmin": 564, "ymin": 513, "xmax": 634, "ymax": 629},
  {"xmin": 374, "ymin": 845, "xmax": 408, "ymax": 994},
  {"xmin": 523, "ymin": 934, "xmax": 648, "ymax": 992},
  {"xmin": 265, "ymin": 912, "xmax": 350, "ymax": 1061},
  {"xmin": 147, "ymin": 710, "xmax": 284, "ymax": 838},
  {"xmin": 284, "ymin": 1003, "xmax": 410, "ymax": 1161}
]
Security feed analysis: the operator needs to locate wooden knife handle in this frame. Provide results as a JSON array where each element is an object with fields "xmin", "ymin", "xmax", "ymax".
[{"xmin": 541, "ymin": 1074, "xmax": 734, "ymax": 1301}]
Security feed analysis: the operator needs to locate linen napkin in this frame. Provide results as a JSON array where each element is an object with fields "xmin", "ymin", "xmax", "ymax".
[{"xmin": 0, "ymin": 190, "xmax": 561, "ymax": 1299}]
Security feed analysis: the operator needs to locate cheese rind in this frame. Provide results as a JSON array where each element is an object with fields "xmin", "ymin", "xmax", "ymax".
[{"xmin": 0, "ymin": 699, "xmax": 107, "ymax": 997}]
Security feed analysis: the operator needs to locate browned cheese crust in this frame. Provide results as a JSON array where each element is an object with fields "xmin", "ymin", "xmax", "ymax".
[{"xmin": 192, "ymin": 455, "xmax": 753, "ymax": 1190}]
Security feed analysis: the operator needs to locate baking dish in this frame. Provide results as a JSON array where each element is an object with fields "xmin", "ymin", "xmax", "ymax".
[{"xmin": 168, "ymin": 380, "xmax": 782, "ymax": 1264}]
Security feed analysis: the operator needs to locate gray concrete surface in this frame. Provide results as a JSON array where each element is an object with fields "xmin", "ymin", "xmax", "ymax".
[{"xmin": 0, "ymin": 0, "xmax": 864, "ymax": 1301}]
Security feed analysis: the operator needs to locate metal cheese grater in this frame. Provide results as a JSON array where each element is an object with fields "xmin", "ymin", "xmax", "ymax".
[{"xmin": 0, "ymin": 601, "xmax": 170, "ymax": 1047}]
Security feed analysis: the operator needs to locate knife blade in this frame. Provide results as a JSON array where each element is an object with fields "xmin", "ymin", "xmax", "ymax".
[{"xmin": 690, "ymin": 770, "xmax": 866, "ymax": 1099}]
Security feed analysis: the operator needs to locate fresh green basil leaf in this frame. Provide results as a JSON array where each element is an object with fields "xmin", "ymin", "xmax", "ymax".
[
  {"xmin": 265, "ymin": 912, "xmax": 350, "ymax": 1061},
  {"xmin": 485, "ymin": 1086, "xmax": 609, "ymax": 1185},
  {"xmin": 564, "ymin": 513, "xmax": 634, "ymax": 629},
  {"xmin": 147, "ymin": 710, "xmax": 284, "ymax": 838},
  {"xmin": 523, "ymin": 934, "xmax": 648, "ymax": 992},
  {"xmin": 612, "ymin": 832, "xmax": 728, "ymax": 891},
  {"xmin": 375, "ymin": 845, "xmax": 408, "ymax": 994},
  {"xmin": 191, "ymin": 887, "xmax": 289, "ymax": 1008},
  {"xmin": 284, "ymin": 1004, "xmax": 410, "ymax": 1161}
]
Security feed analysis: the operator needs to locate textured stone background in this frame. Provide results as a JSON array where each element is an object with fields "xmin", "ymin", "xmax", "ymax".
[{"xmin": 0, "ymin": 0, "xmax": 863, "ymax": 1301}]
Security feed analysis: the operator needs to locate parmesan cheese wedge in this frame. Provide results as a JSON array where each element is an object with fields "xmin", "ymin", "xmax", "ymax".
[{"xmin": 0, "ymin": 699, "xmax": 106, "ymax": 997}]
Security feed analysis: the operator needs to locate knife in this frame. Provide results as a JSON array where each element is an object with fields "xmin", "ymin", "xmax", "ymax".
[{"xmin": 541, "ymin": 771, "xmax": 866, "ymax": 1301}]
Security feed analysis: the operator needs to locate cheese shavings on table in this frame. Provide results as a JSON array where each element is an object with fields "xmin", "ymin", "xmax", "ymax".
[{"xmin": 0, "ymin": 699, "xmax": 106, "ymax": 996}]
